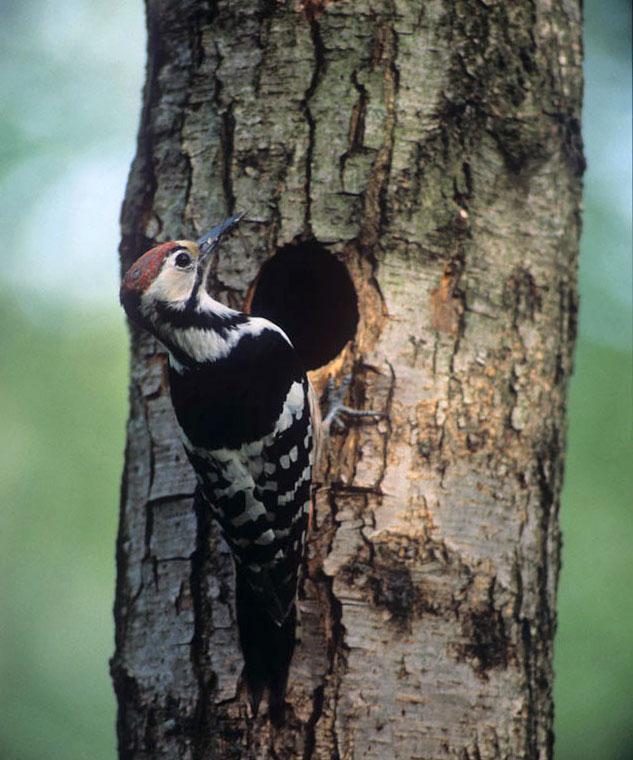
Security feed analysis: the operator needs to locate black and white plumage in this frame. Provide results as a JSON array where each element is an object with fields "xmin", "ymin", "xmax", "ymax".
[{"xmin": 120, "ymin": 216, "xmax": 320, "ymax": 723}]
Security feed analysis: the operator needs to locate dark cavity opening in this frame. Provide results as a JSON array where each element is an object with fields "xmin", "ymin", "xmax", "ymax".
[{"xmin": 247, "ymin": 242, "xmax": 359, "ymax": 371}]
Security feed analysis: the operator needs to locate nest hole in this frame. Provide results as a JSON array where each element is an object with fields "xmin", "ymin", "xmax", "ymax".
[{"xmin": 246, "ymin": 241, "xmax": 359, "ymax": 371}]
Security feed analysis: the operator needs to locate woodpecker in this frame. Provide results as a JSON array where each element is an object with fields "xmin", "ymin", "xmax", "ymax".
[{"xmin": 120, "ymin": 215, "xmax": 321, "ymax": 724}]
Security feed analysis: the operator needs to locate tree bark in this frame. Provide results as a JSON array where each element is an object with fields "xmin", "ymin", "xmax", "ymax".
[{"xmin": 112, "ymin": 1, "xmax": 583, "ymax": 758}]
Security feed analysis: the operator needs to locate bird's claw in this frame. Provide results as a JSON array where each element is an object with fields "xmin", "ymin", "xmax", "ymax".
[{"xmin": 322, "ymin": 374, "xmax": 387, "ymax": 434}]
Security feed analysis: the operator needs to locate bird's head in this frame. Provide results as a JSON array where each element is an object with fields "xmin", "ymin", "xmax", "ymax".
[{"xmin": 120, "ymin": 213, "xmax": 243, "ymax": 332}]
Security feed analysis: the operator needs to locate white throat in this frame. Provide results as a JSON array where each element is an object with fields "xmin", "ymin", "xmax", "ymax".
[{"xmin": 153, "ymin": 287, "xmax": 290, "ymax": 371}]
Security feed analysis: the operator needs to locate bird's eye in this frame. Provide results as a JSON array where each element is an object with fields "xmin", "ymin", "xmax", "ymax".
[{"xmin": 174, "ymin": 252, "xmax": 192, "ymax": 268}]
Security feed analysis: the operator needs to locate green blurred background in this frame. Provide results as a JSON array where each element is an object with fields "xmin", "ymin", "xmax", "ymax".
[{"xmin": 0, "ymin": 1, "xmax": 630, "ymax": 757}]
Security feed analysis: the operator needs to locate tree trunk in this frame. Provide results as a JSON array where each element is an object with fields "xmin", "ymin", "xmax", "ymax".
[{"xmin": 112, "ymin": 1, "xmax": 583, "ymax": 757}]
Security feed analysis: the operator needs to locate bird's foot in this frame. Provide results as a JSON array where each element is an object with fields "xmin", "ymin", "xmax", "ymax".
[{"xmin": 322, "ymin": 374, "xmax": 387, "ymax": 434}]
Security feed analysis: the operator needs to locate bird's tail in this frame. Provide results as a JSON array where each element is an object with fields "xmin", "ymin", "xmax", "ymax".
[{"xmin": 235, "ymin": 567, "xmax": 297, "ymax": 726}]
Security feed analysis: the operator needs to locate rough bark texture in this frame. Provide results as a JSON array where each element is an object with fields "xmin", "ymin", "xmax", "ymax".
[{"xmin": 112, "ymin": 1, "xmax": 583, "ymax": 758}]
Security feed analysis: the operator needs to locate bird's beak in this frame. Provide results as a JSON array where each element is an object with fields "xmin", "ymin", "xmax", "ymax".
[{"xmin": 197, "ymin": 212, "xmax": 244, "ymax": 259}]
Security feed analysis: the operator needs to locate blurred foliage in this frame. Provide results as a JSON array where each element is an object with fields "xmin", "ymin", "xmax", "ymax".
[
  {"xmin": 0, "ymin": 0, "xmax": 630, "ymax": 759},
  {"xmin": 555, "ymin": 340, "xmax": 633, "ymax": 759},
  {"xmin": 0, "ymin": 298, "xmax": 126, "ymax": 759}
]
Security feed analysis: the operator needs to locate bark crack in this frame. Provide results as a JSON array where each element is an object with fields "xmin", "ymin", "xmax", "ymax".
[
  {"xmin": 338, "ymin": 69, "xmax": 370, "ymax": 190},
  {"xmin": 359, "ymin": 17, "xmax": 399, "ymax": 250},
  {"xmin": 221, "ymin": 102, "xmax": 236, "ymax": 214},
  {"xmin": 300, "ymin": 13, "xmax": 326, "ymax": 236}
]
